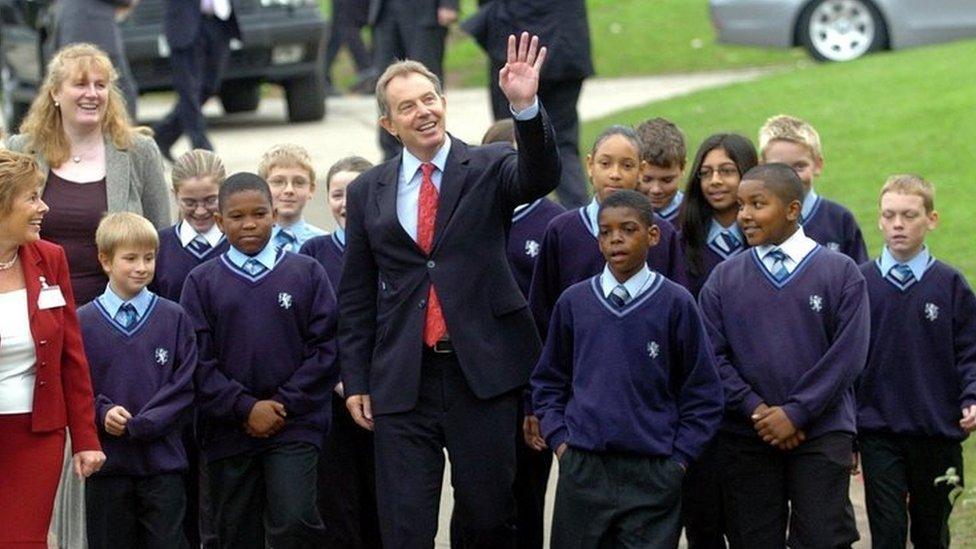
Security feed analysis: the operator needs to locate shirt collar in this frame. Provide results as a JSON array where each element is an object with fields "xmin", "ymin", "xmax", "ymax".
[
  {"xmin": 801, "ymin": 188, "xmax": 819, "ymax": 222},
  {"xmin": 584, "ymin": 197, "xmax": 600, "ymax": 237},
  {"xmin": 333, "ymin": 228, "xmax": 345, "ymax": 246},
  {"xmin": 880, "ymin": 245, "xmax": 930, "ymax": 281},
  {"xmin": 98, "ymin": 284, "xmax": 154, "ymax": 319},
  {"xmin": 178, "ymin": 220, "xmax": 223, "ymax": 247},
  {"xmin": 227, "ymin": 239, "xmax": 278, "ymax": 270},
  {"xmin": 600, "ymin": 264, "xmax": 654, "ymax": 299},
  {"xmin": 401, "ymin": 135, "xmax": 452, "ymax": 185},
  {"xmin": 757, "ymin": 225, "xmax": 817, "ymax": 263},
  {"xmin": 658, "ymin": 191, "xmax": 684, "ymax": 218},
  {"xmin": 706, "ymin": 218, "xmax": 743, "ymax": 246}
]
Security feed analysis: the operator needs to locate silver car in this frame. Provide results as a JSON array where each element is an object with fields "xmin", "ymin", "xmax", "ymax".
[{"xmin": 709, "ymin": 0, "xmax": 976, "ymax": 62}]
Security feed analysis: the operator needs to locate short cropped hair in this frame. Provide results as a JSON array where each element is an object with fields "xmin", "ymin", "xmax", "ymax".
[
  {"xmin": 325, "ymin": 156, "xmax": 374, "ymax": 190},
  {"xmin": 481, "ymin": 119, "xmax": 516, "ymax": 146},
  {"xmin": 880, "ymin": 174, "xmax": 935, "ymax": 212},
  {"xmin": 376, "ymin": 60, "xmax": 443, "ymax": 119},
  {"xmin": 0, "ymin": 150, "xmax": 44, "ymax": 216},
  {"xmin": 758, "ymin": 114, "xmax": 823, "ymax": 161},
  {"xmin": 218, "ymin": 172, "xmax": 273, "ymax": 213},
  {"xmin": 171, "ymin": 149, "xmax": 226, "ymax": 192},
  {"xmin": 634, "ymin": 117, "xmax": 686, "ymax": 169},
  {"xmin": 742, "ymin": 163, "xmax": 804, "ymax": 205},
  {"xmin": 95, "ymin": 212, "xmax": 159, "ymax": 258},
  {"xmin": 598, "ymin": 189, "xmax": 657, "ymax": 229},
  {"xmin": 591, "ymin": 125, "xmax": 643, "ymax": 157},
  {"xmin": 258, "ymin": 143, "xmax": 316, "ymax": 184}
]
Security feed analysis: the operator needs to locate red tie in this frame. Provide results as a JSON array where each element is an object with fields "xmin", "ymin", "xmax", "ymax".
[{"xmin": 418, "ymin": 163, "xmax": 447, "ymax": 346}]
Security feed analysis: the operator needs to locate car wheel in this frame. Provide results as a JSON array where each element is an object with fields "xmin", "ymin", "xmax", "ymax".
[
  {"xmin": 798, "ymin": 0, "xmax": 888, "ymax": 62},
  {"xmin": 1, "ymin": 60, "xmax": 30, "ymax": 134},
  {"xmin": 284, "ymin": 72, "xmax": 326, "ymax": 123},
  {"xmin": 219, "ymin": 80, "xmax": 261, "ymax": 114}
]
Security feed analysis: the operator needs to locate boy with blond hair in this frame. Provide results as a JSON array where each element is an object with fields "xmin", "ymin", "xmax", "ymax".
[
  {"xmin": 759, "ymin": 114, "xmax": 868, "ymax": 263},
  {"xmin": 856, "ymin": 175, "xmax": 976, "ymax": 549},
  {"xmin": 259, "ymin": 144, "xmax": 327, "ymax": 252}
]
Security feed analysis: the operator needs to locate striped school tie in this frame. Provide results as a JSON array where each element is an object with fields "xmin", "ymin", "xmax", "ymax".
[
  {"xmin": 890, "ymin": 264, "xmax": 915, "ymax": 285},
  {"xmin": 114, "ymin": 303, "xmax": 138, "ymax": 329},
  {"xmin": 609, "ymin": 284, "xmax": 631, "ymax": 308},
  {"xmin": 243, "ymin": 258, "xmax": 268, "ymax": 277},
  {"xmin": 766, "ymin": 249, "xmax": 790, "ymax": 281},
  {"xmin": 713, "ymin": 231, "xmax": 742, "ymax": 255},
  {"xmin": 187, "ymin": 234, "xmax": 212, "ymax": 257},
  {"xmin": 274, "ymin": 230, "xmax": 297, "ymax": 253}
]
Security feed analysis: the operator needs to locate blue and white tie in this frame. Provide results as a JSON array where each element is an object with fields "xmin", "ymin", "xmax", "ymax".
[
  {"xmin": 890, "ymin": 264, "xmax": 915, "ymax": 285},
  {"xmin": 274, "ymin": 230, "xmax": 296, "ymax": 253},
  {"xmin": 115, "ymin": 303, "xmax": 137, "ymax": 329},
  {"xmin": 187, "ymin": 234, "xmax": 212, "ymax": 258},
  {"xmin": 243, "ymin": 258, "xmax": 267, "ymax": 277},
  {"xmin": 609, "ymin": 284, "xmax": 631, "ymax": 308},
  {"xmin": 767, "ymin": 249, "xmax": 790, "ymax": 281},
  {"xmin": 713, "ymin": 231, "xmax": 741, "ymax": 255}
]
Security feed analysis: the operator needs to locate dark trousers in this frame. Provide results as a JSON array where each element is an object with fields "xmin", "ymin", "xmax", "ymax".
[
  {"xmin": 207, "ymin": 441, "xmax": 324, "ymax": 549},
  {"xmin": 155, "ymin": 17, "xmax": 233, "ymax": 153},
  {"xmin": 717, "ymin": 432, "xmax": 858, "ymax": 549},
  {"xmin": 551, "ymin": 448, "xmax": 684, "ymax": 549},
  {"xmin": 318, "ymin": 393, "xmax": 382, "ymax": 549},
  {"xmin": 182, "ymin": 421, "xmax": 218, "ymax": 548},
  {"xmin": 489, "ymin": 59, "xmax": 589, "ymax": 208},
  {"xmin": 373, "ymin": 0, "xmax": 447, "ymax": 159},
  {"xmin": 449, "ymin": 398, "xmax": 553, "ymax": 549},
  {"xmin": 86, "ymin": 473, "xmax": 188, "ymax": 549},
  {"xmin": 859, "ymin": 432, "xmax": 963, "ymax": 549},
  {"xmin": 681, "ymin": 439, "xmax": 726, "ymax": 549},
  {"xmin": 324, "ymin": 0, "xmax": 372, "ymax": 81},
  {"xmin": 373, "ymin": 348, "xmax": 518, "ymax": 548}
]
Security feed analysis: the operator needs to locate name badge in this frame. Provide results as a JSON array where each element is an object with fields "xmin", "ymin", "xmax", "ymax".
[{"xmin": 37, "ymin": 277, "xmax": 67, "ymax": 309}]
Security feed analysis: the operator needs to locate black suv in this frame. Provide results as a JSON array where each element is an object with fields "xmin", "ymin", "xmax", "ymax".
[{"xmin": 0, "ymin": 0, "xmax": 328, "ymax": 130}]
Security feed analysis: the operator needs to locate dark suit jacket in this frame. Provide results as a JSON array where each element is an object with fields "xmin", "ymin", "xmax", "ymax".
[
  {"xmin": 368, "ymin": 0, "xmax": 460, "ymax": 27},
  {"xmin": 338, "ymin": 110, "xmax": 561, "ymax": 415},
  {"xmin": 165, "ymin": 0, "xmax": 242, "ymax": 50},
  {"xmin": 462, "ymin": 0, "xmax": 594, "ymax": 81},
  {"xmin": 11, "ymin": 240, "xmax": 101, "ymax": 452}
]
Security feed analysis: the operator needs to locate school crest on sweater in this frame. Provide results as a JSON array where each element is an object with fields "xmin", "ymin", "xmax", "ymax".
[
  {"xmin": 925, "ymin": 302, "xmax": 939, "ymax": 321},
  {"xmin": 809, "ymin": 294, "xmax": 824, "ymax": 313},
  {"xmin": 278, "ymin": 292, "xmax": 293, "ymax": 309},
  {"xmin": 646, "ymin": 341, "xmax": 660, "ymax": 359},
  {"xmin": 154, "ymin": 347, "xmax": 169, "ymax": 366},
  {"xmin": 524, "ymin": 239, "xmax": 540, "ymax": 258}
]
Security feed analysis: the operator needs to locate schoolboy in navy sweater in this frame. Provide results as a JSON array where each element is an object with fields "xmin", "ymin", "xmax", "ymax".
[
  {"xmin": 855, "ymin": 174, "xmax": 976, "ymax": 549},
  {"xmin": 80, "ymin": 213, "xmax": 196, "ymax": 549},
  {"xmin": 180, "ymin": 173, "xmax": 338, "ymax": 549},
  {"xmin": 635, "ymin": 117, "xmax": 686, "ymax": 225},
  {"xmin": 532, "ymin": 190, "xmax": 723, "ymax": 548},
  {"xmin": 699, "ymin": 164, "xmax": 869, "ymax": 549}
]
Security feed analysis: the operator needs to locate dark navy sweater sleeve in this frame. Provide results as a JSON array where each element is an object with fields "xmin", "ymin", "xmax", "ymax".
[
  {"xmin": 530, "ymin": 294, "xmax": 575, "ymax": 451},
  {"xmin": 954, "ymin": 274, "xmax": 976, "ymax": 409}
]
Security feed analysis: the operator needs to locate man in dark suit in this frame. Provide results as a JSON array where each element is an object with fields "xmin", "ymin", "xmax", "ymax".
[
  {"xmin": 463, "ymin": 0, "xmax": 593, "ymax": 208},
  {"xmin": 153, "ymin": 0, "xmax": 241, "ymax": 159},
  {"xmin": 369, "ymin": 0, "xmax": 458, "ymax": 159},
  {"xmin": 339, "ymin": 33, "xmax": 559, "ymax": 548}
]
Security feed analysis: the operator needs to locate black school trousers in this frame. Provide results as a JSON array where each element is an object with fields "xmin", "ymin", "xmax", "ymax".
[
  {"xmin": 86, "ymin": 472, "xmax": 188, "ymax": 549},
  {"xmin": 859, "ymin": 432, "xmax": 963, "ymax": 549}
]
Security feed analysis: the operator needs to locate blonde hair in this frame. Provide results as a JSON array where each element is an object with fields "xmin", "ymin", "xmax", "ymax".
[
  {"xmin": 880, "ymin": 174, "xmax": 935, "ymax": 213},
  {"xmin": 0, "ymin": 150, "xmax": 44, "ymax": 216},
  {"xmin": 95, "ymin": 212, "xmax": 160, "ymax": 259},
  {"xmin": 758, "ymin": 114, "xmax": 823, "ymax": 161},
  {"xmin": 19, "ymin": 43, "xmax": 135, "ymax": 167},
  {"xmin": 375, "ymin": 60, "xmax": 443, "ymax": 119},
  {"xmin": 171, "ymin": 149, "xmax": 227, "ymax": 192},
  {"xmin": 258, "ymin": 143, "xmax": 316, "ymax": 183}
]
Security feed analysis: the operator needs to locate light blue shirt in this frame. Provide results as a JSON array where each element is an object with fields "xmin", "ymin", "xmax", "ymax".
[
  {"xmin": 584, "ymin": 198, "xmax": 600, "ymax": 237},
  {"xmin": 227, "ymin": 240, "xmax": 278, "ymax": 272},
  {"xmin": 395, "ymin": 96, "xmax": 540, "ymax": 241},
  {"xmin": 332, "ymin": 228, "xmax": 346, "ymax": 246},
  {"xmin": 600, "ymin": 264, "xmax": 656, "ymax": 301},
  {"xmin": 707, "ymin": 219, "xmax": 743, "ymax": 251},
  {"xmin": 97, "ymin": 285, "xmax": 154, "ymax": 322},
  {"xmin": 658, "ymin": 191, "xmax": 684, "ymax": 219},
  {"xmin": 273, "ymin": 218, "xmax": 326, "ymax": 249},
  {"xmin": 880, "ymin": 245, "xmax": 930, "ymax": 281},
  {"xmin": 801, "ymin": 188, "xmax": 819, "ymax": 222},
  {"xmin": 756, "ymin": 225, "xmax": 817, "ymax": 275}
]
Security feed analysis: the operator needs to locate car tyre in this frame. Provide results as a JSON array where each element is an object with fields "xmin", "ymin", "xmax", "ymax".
[
  {"xmin": 220, "ymin": 79, "xmax": 261, "ymax": 114},
  {"xmin": 798, "ymin": 0, "xmax": 888, "ymax": 62},
  {"xmin": 284, "ymin": 72, "xmax": 326, "ymax": 123},
  {"xmin": 1, "ymin": 58, "xmax": 31, "ymax": 134}
]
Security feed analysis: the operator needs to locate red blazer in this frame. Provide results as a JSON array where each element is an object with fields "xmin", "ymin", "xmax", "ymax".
[{"xmin": 10, "ymin": 240, "xmax": 100, "ymax": 452}]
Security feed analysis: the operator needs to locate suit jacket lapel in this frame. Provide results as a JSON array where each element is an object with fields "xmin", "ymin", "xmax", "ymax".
[
  {"xmin": 433, "ymin": 139, "xmax": 469, "ymax": 251},
  {"xmin": 104, "ymin": 138, "xmax": 129, "ymax": 214},
  {"xmin": 376, "ymin": 156, "xmax": 424, "ymax": 254},
  {"xmin": 21, "ymin": 244, "xmax": 42, "ymax": 321}
]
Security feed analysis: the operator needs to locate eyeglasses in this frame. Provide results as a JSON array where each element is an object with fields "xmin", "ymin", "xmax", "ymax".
[
  {"xmin": 178, "ymin": 196, "xmax": 218, "ymax": 209},
  {"xmin": 698, "ymin": 166, "xmax": 740, "ymax": 180},
  {"xmin": 267, "ymin": 178, "xmax": 312, "ymax": 190}
]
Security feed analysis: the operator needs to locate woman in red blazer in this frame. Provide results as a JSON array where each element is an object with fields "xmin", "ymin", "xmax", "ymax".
[{"xmin": 0, "ymin": 150, "xmax": 104, "ymax": 547}]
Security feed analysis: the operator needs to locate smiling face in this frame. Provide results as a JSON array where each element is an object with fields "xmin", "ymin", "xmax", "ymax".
[
  {"xmin": 52, "ymin": 66, "xmax": 110, "ymax": 131},
  {"xmin": 267, "ymin": 165, "xmax": 315, "ymax": 226},
  {"xmin": 100, "ymin": 246, "xmax": 156, "ymax": 300},
  {"xmin": 762, "ymin": 139, "xmax": 822, "ymax": 194},
  {"xmin": 736, "ymin": 179, "xmax": 801, "ymax": 247},
  {"xmin": 598, "ymin": 205, "xmax": 660, "ymax": 282},
  {"xmin": 0, "ymin": 183, "xmax": 48, "ymax": 246},
  {"xmin": 638, "ymin": 163, "xmax": 683, "ymax": 209},
  {"xmin": 215, "ymin": 189, "xmax": 276, "ymax": 255},
  {"xmin": 699, "ymin": 147, "xmax": 742, "ymax": 217},
  {"xmin": 379, "ymin": 72, "xmax": 447, "ymax": 161},
  {"xmin": 176, "ymin": 176, "xmax": 220, "ymax": 233},
  {"xmin": 327, "ymin": 171, "xmax": 358, "ymax": 229},
  {"xmin": 587, "ymin": 135, "xmax": 642, "ymax": 203},
  {"xmin": 879, "ymin": 191, "xmax": 937, "ymax": 262}
]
